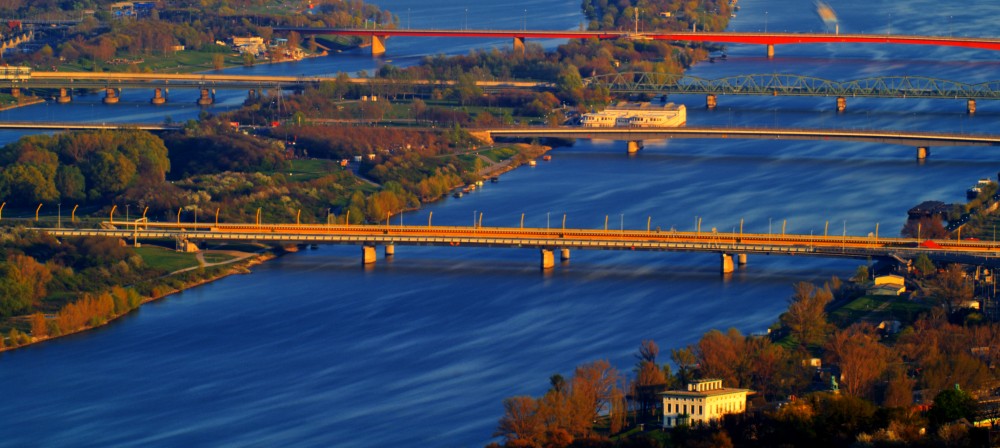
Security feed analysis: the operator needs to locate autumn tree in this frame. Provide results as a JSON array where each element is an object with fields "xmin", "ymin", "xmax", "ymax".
[
  {"xmin": 824, "ymin": 324, "xmax": 894, "ymax": 399},
  {"xmin": 930, "ymin": 264, "xmax": 974, "ymax": 312},
  {"xmin": 495, "ymin": 396, "xmax": 543, "ymax": 447},
  {"xmin": 634, "ymin": 340, "xmax": 668, "ymax": 420},
  {"xmin": 781, "ymin": 282, "xmax": 833, "ymax": 349},
  {"xmin": 901, "ymin": 216, "xmax": 947, "ymax": 239}
]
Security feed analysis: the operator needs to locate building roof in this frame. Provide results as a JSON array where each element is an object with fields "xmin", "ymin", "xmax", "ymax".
[{"xmin": 660, "ymin": 388, "xmax": 750, "ymax": 398}]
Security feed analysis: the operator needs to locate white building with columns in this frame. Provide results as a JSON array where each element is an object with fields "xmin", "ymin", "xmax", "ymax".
[{"xmin": 662, "ymin": 379, "xmax": 750, "ymax": 428}]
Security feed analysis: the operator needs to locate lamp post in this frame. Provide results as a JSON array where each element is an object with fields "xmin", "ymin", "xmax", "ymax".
[
  {"xmin": 620, "ymin": 213, "xmax": 624, "ymax": 234},
  {"xmin": 547, "ymin": 212, "xmax": 550, "ymax": 230},
  {"xmin": 523, "ymin": 9, "xmax": 527, "ymax": 31},
  {"xmin": 473, "ymin": 210, "xmax": 477, "ymax": 228},
  {"xmin": 58, "ymin": 203, "xmax": 61, "ymax": 228},
  {"xmin": 465, "ymin": 8, "xmax": 468, "ymax": 30},
  {"xmin": 764, "ymin": 11, "xmax": 768, "ymax": 33}
]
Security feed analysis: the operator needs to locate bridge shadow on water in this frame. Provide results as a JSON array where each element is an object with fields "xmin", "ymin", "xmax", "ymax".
[{"xmin": 271, "ymin": 248, "xmax": 857, "ymax": 287}]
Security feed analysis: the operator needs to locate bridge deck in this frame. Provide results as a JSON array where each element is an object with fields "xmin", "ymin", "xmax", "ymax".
[
  {"xmin": 488, "ymin": 126, "xmax": 1000, "ymax": 147},
  {"xmin": 36, "ymin": 222, "xmax": 1000, "ymax": 266}
]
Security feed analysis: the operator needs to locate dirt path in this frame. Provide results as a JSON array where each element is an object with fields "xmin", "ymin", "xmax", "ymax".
[{"xmin": 173, "ymin": 250, "xmax": 257, "ymax": 275}]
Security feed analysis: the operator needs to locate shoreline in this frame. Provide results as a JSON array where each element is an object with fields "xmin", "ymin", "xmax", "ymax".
[
  {"xmin": 0, "ymin": 251, "xmax": 275, "ymax": 354},
  {"xmin": 0, "ymin": 96, "xmax": 45, "ymax": 112}
]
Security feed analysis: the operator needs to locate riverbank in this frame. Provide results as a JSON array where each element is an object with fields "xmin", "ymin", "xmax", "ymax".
[
  {"xmin": 0, "ymin": 249, "xmax": 275, "ymax": 354},
  {"xmin": 0, "ymin": 96, "xmax": 45, "ymax": 112}
]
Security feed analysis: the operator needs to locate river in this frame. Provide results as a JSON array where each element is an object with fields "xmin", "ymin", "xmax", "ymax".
[{"xmin": 1, "ymin": 0, "xmax": 999, "ymax": 446}]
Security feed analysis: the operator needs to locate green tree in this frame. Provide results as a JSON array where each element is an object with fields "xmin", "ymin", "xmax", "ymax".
[
  {"xmin": 913, "ymin": 254, "xmax": 935, "ymax": 278},
  {"xmin": 55, "ymin": 165, "xmax": 86, "ymax": 201},
  {"xmin": 851, "ymin": 265, "xmax": 870, "ymax": 284},
  {"xmin": 927, "ymin": 387, "xmax": 978, "ymax": 428},
  {"xmin": 0, "ymin": 263, "xmax": 32, "ymax": 317}
]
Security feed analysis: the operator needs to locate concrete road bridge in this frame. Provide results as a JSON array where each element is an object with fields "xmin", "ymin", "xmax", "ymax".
[
  {"xmin": 7, "ymin": 70, "xmax": 1000, "ymax": 110},
  {"xmin": 487, "ymin": 126, "xmax": 1000, "ymax": 158},
  {"xmin": 0, "ymin": 70, "xmax": 547, "ymax": 104},
  {"xmin": 278, "ymin": 27, "xmax": 1000, "ymax": 58},
  {"xmin": 37, "ymin": 221, "xmax": 1000, "ymax": 272},
  {"xmin": 0, "ymin": 121, "xmax": 178, "ymax": 131}
]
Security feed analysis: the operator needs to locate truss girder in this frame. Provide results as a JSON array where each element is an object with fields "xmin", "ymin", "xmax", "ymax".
[{"xmin": 586, "ymin": 73, "xmax": 1000, "ymax": 99}]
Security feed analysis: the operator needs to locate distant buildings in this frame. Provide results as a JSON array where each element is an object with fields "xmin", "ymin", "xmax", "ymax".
[
  {"xmin": 110, "ymin": 2, "xmax": 156, "ymax": 20},
  {"xmin": 662, "ymin": 379, "xmax": 750, "ymax": 428},
  {"xmin": 231, "ymin": 36, "xmax": 267, "ymax": 56},
  {"xmin": 868, "ymin": 274, "xmax": 906, "ymax": 296}
]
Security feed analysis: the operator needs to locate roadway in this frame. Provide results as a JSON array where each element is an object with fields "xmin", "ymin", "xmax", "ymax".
[
  {"xmin": 278, "ymin": 28, "xmax": 1000, "ymax": 54},
  {"xmin": 0, "ymin": 122, "xmax": 177, "ymax": 131},
  {"xmin": 3, "ymin": 122, "xmax": 995, "ymax": 151},
  {"xmin": 35, "ymin": 221, "xmax": 1000, "ymax": 269},
  {"xmin": 488, "ymin": 126, "xmax": 1000, "ymax": 148},
  {"xmin": 4, "ymin": 71, "xmax": 547, "ymax": 91}
]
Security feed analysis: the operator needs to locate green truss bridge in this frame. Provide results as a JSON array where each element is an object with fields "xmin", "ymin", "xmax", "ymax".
[{"xmin": 586, "ymin": 73, "xmax": 1000, "ymax": 112}]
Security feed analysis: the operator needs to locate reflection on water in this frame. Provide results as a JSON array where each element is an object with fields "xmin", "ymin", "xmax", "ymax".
[{"xmin": 3, "ymin": 0, "xmax": 1000, "ymax": 446}]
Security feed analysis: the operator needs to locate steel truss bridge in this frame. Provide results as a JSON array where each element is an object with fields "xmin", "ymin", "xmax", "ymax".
[{"xmin": 586, "ymin": 73, "xmax": 1000, "ymax": 100}]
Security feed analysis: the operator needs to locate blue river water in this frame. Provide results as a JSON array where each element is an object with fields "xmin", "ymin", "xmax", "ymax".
[{"xmin": 2, "ymin": 0, "xmax": 1000, "ymax": 446}]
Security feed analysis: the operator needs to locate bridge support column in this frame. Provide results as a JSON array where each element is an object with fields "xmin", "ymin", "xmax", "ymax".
[
  {"xmin": 362, "ymin": 245, "xmax": 377, "ymax": 265},
  {"xmin": 627, "ymin": 140, "xmax": 643, "ymax": 154},
  {"xmin": 968, "ymin": 99, "xmax": 977, "ymax": 115},
  {"xmin": 541, "ymin": 249, "xmax": 555, "ymax": 270},
  {"xmin": 836, "ymin": 96, "xmax": 847, "ymax": 113},
  {"xmin": 371, "ymin": 35, "xmax": 386, "ymax": 56},
  {"xmin": 385, "ymin": 244, "xmax": 395, "ymax": 257},
  {"xmin": 102, "ymin": 88, "xmax": 119, "ymax": 104},
  {"xmin": 151, "ymin": 87, "xmax": 166, "ymax": 105},
  {"xmin": 766, "ymin": 44, "xmax": 775, "ymax": 59},
  {"xmin": 737, "ymin": 253, "xmax": 747, "ymax": 265},
  {"xmin": 721, "ymin": 254, "xmax": 734, "ymax": 274},
  {"xmin": 560, "ymin": 248, "xmax": 570, "ymax": 261},
  {"xmin": 916, "ymin": 146, "xmax": 930, "ymax": 159},
  {"xmin": 513, "ymin": 36, "xmax": 525, "ymax": 55},
  {"xmin": 706, "ymin": 94, "xmax": 717, "ymax": 110},
  {"xmin": 197, "ymin": 88, "xmax": 214, "ymax": 106},
  {"xmin": 57, "ymin": 88, "xmax": 71, "ymax": 104},
  {"xmin": 10, "ymin": 87, "xmax": 19, "ymax": 98}
]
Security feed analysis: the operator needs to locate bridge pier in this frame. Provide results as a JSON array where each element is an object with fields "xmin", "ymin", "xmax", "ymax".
[
  {"xmin": 706, "ymin": 94, "xmax": 717, "ymax": 110},
  {"xmin": 102, "ymin": 88, "xmax": 120, "ymax": 104},
  {"xmin": 385, "ymin": 244, "xmax": 395, "ymax": 257},
  {"xmin": 737, "ymin": 253, "xmax": 747, "ymax": 265},
  {"xmin": 541, "ymin": 248, "xmax": 555, "ymax": 270},
  {"xmin": 57, "ymin": 88, "xmax": 71, "ymax": 104},
  {"xmin": 836, "ymin": 96, "xmax": 847, "ymax": 113},
  {"xmin": 362, "ymin": 245, "xmax": 377, "ymax": 264},
  {"xmin": 513, "ymin": 36, "xmax": 525, "ymax": 55},
  {"xmin": 766, "ymin": 44, "xmax": 775, "ymax": 59},
  {"xmin": 627, "ymin": 140, "xmax": 644, "ymax": 154},
  {"xmin": 968, "ymin": 99, "xmax": 977, "ymax": 115},
  {"xmin": 197, "ymin": 88, "xmax": 214, "ymax": 106},
  {"xmin": 151, "ymin": 88, "xmax": 166, "ymax": 105},
  {"xmin": 721, "ymin": 253, "xmax": 735, "ymax": 274},
  {"xmin": 560, "ymin": 248, "xmax": 570, "ymax": 261},
  {"xmin": 371, "ymin": 35, "xmax": 387, "ymax": 56},
  {"xmin": 150, "ymin": 88, "xmax": 167, "ymax": 105},
  {"xmin": 917, "ymin": 146, "xmax": 930, "ymax": 159}
]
